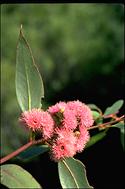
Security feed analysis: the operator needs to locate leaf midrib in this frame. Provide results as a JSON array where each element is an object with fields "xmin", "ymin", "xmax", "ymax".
[
  {"xmin": 2, "ymin": 169, "xmax": 24, "ymax": 186},
  {"xmin": 62, "ymin": 159, "xmax": 79, "ymax": 188},
  {"xmin": 21, "ymin": 38, "xmax": 31, "ymax": 111}
]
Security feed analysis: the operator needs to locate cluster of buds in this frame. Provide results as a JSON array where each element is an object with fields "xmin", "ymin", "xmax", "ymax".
[{"xmin": 20, "ymin": 100, "xmax": 94, "ymax": 161}]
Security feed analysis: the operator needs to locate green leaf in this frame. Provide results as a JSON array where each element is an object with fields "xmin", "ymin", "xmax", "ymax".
[
  {"xmin": 88, "ymin": 104, "xmax": 101, "ymax": 113},
  {"xmin": 112, "ymin": 122, "xmax": 124, "ymax": 150},
  {"xmin": 17, "ymin": 145, "xmax": 49, "ymax": 161},
  {"xmin": 58, "ymin": 157, "xmax": 93, "ymax": 189},
  {"xmin": 1, "ymin": 164, "xmax": 42, "ymax": 188},
  {"xmin": 96, "ymin": 117, "xmax": 103, "ymax": 125},
  {"xmin": 85, "ymin": 131, "xmax": 107, "ymax": 148},
  {"xmin": 104, "ymin": 100, "xmax": 124, "ymax": 116},
  {"xmin": 88, "ymin": 104, "xmax": 99, "ymax": 110},
  {"xmin": 16, "ymin": 27, "xmax": 44, "ymax": 112},
  {"xmin": 92, "ymin": 110, "xmax": 101, "ymax": 120}
]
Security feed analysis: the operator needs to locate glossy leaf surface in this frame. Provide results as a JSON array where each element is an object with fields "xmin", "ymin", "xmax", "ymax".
[
  {"xmin": 16, "ymin": 27, "xmax": 44, "ymax": 111},
  {"xmin": 92, "ymin": 110, "xmax": 101, "ymax": 120},
  {"xmin": 104, "ymin": 100, "xmax": 124, "ymax": 116},
  {"xmin": 58, "ymin": 157, "xmax": 93, "ymax": 189},
  {"xmin": 1, "ymin": 164, "xmax": 41, "ymax": 188}
]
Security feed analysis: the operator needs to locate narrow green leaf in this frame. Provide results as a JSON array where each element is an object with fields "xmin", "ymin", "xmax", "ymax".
[
  {"xmin": 1, "ymin": 164, "xmax": 42, "ymax": 188},
  {"xmin": 104, "ymin": 100, "xmax": 124, "ymax": 116},
  {"xmin": 112, "ymin": 122, "xmax": 124, "ymax": 150},
  {"xmin": 58, "ymin": 157, "xmax": 93, "ymax": 189},
  {"xmin": 17, "ymin": 145, "xmax": 49, "ymax": 161},
  {"xmin": 88, "ymin": 104, "xmax": 101, "ymax": 112},
  {"xmin": 16, "ymin": 27, "xmax": 44, "ymax": 111},
  {"xmin": 88, "ymin": 104, "xmax": 99, "ymax": 110},
  {"xmin": 85, "ymin": 131, "xmax": 107, "ymax": 149}
]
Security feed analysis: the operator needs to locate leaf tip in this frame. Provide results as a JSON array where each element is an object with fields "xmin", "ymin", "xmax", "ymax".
[
  {"xmin": 20, "ymin": 24, "xmax": 24, "ymax": 37},
  {"xmin": 20, "ymin": 24, "xmax": 23, "ymax": 30}
]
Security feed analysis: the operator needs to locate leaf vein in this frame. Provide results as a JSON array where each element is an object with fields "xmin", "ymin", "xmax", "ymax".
[{"xmin": 62, "ymin": 159, "xmax": 79, "ymax": 188}]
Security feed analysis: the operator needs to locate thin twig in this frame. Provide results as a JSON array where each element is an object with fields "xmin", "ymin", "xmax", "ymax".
[{"xmin": 88, "ymin": 115, "xmax": 124, "ymax": 131}]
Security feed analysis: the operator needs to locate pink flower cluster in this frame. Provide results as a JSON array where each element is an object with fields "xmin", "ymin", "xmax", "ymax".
[
  {"xmin": 48, "ymin": 100, "xmax": 93, "ymax": 161},
  {"xmin": 19, "ymin": 100, "xmax": 94, "ymax": 161}
]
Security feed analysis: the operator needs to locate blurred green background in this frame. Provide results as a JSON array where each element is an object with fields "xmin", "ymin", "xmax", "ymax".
[{"xmin": 1, "ymin": 4, "xmax": 124, "ymax": 156}]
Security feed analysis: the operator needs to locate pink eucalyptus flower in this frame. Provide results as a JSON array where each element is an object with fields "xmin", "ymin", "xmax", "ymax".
[
  {"xmin": 20, "ymin": 109, "xmax": 44, "ymax": 131},
  {"xmin": 67, "ymin": 100, "xmax": 94, "ymax": 128},
  {"xmin": 63, "ymin": 108, "xmax": 77, "ymax": 130},
  {"xmin": 51, "ymin": 128, "xmax": 77, "ymax": 161},
  {"xmin": 20, "ymin": 100, "xmax": 93, "ymax": 161},
  {"xmin": 75, "ymin": 126, "xmax": 90, "ymax": 152},
  {"xmin": 39, "ymin": 111, "xmax": 54, "ymax": 139},
  {"xmin": 20, "ymin": 109, "xmax": 54, "ymax": 139},
  {"xmin": 48, "ymin": 101, "xmax": 67, "ymax": 114}
]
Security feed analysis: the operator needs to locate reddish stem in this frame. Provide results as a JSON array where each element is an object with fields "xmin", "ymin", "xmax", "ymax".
[
  {"xmin": 88, "ymin": 115, "xmax": 124, "ymax": 130},
  {"xmin": 0, "ymin": 139, "xmax": 44, "ymax": 164},
  {"xmin": 0, "ymin": 141, "xmax": 33, "ymax": 164}
]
